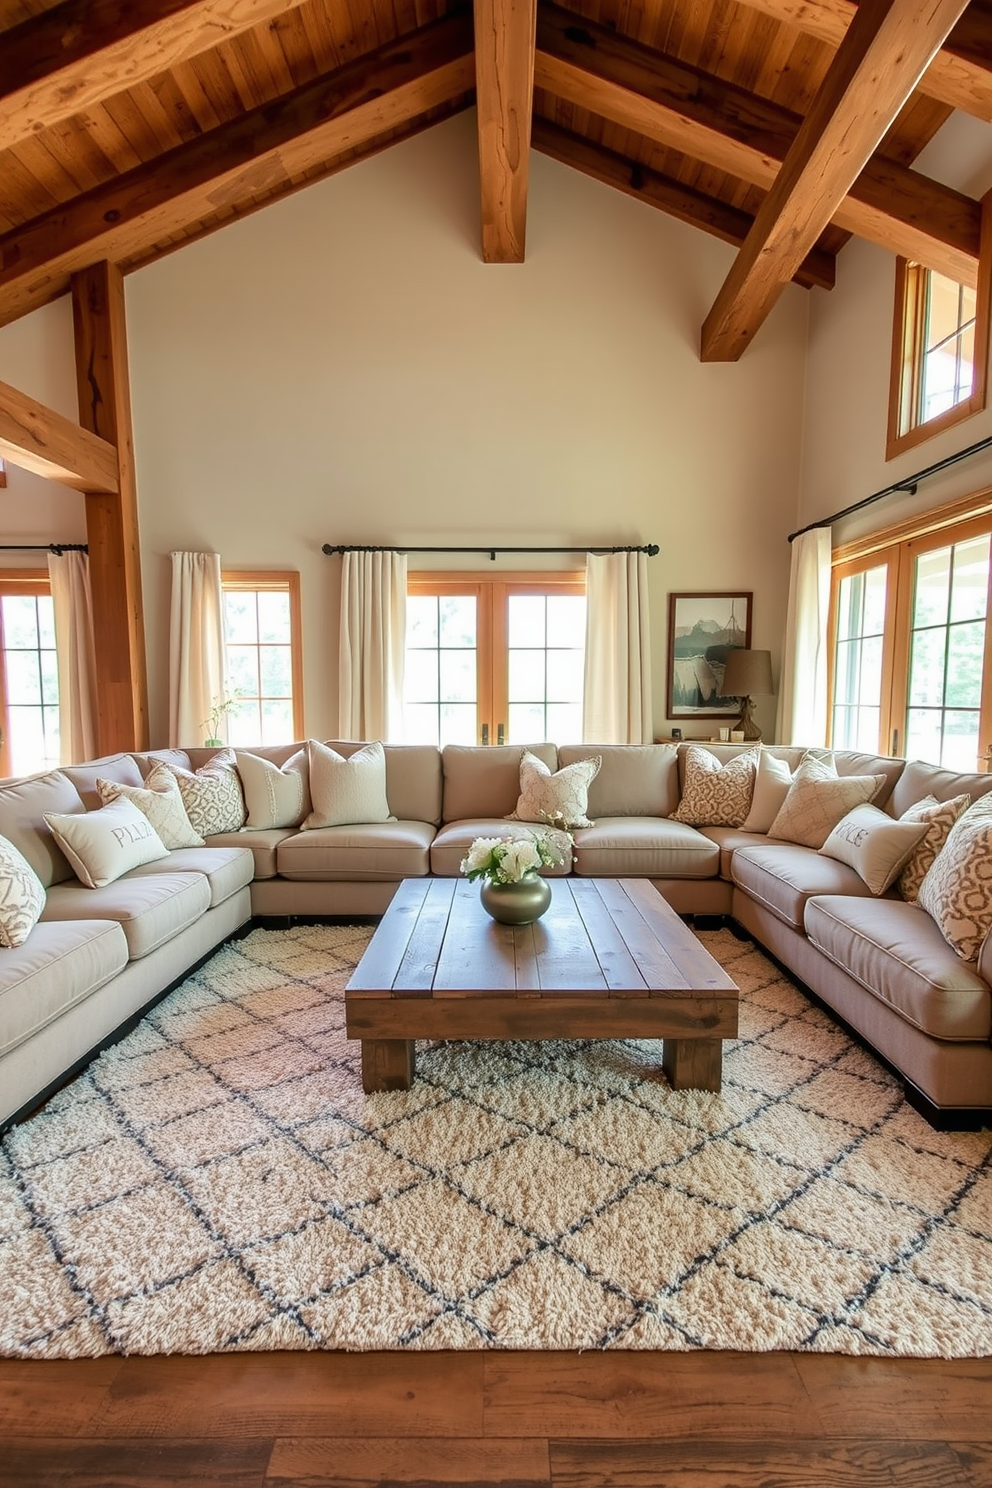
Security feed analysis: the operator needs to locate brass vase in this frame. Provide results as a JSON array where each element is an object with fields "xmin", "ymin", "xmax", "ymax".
[{"xmin": 479, "ymin": 871, "xmax": 552, "ymax": 925}]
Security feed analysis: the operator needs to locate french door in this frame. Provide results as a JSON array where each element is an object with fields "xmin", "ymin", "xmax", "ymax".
[
  {"xmin": 404, "ymin": 573, "xmax": 586, "ymax": 747},
  {"xmin": 0, "ymin": 573, "xmax": 60, "ymax": 778}
]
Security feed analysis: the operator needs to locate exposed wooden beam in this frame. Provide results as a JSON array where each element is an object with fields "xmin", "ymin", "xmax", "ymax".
[
  {"xmin": 474, "ymin": 0, "xmax": 537, "ymax": 262},
  {"xmin": 700, "ymin": 0, "xmax": 971, "ymax": 363},
  {"xmin": 733, "ymin": 0, "xmax": 992, "ymax": 121},
  {"xmin": 0, "ymin": 0, "xmax": 310, "ymax": 152},
  {"xmin": 534, "ymin": 3, "xmax": 980, "ymax": 286},
  {"xmin": 531, "ymin": 119, "xmax": 836, "ymax": 291},
  {"xmin": 0, "ymin": 377, "xmax": 119, "ymax": 493},
  {"xmin": 0, "ymin": 13, "xmax": 476, "ymax": 327},
  {"xmin": 72, "ymin": 263, "xmax": 149, "ymax": 754}
]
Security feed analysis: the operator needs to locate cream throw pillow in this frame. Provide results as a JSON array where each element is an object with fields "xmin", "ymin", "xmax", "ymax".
[
  {"xmin": 0, "ymin": 833, "xmax": 45, "ymax": 947},
  {"xmin": 97, "ymin": 762, "xmax": 204, "ymax": 849},
  {"xmin": 672, "ymin": 745, "xmax": 758, "ymax": 828},
  {"xmin": 509, "ymin": 749, "xmax": 600, "ymax": 830},
  {"xmin": 162, "ymin": 750, "xmax": 247, "ymax": 836},
  {"xmin": 767, "ymin": 755, "xmax": 884, "ymax": 849},
  {"xmin": 818, "ymin": 804, "xmax": 929, "ymax": 895},
  {"xmin": 918, "ymin": 793, "xmax": 992, "ymax": 961},
  {"xmin": 304, "ymin": 740, "xmax": 392, "ymax": 829},
  {"xmin": 43, "ymin": 798, "xmax": 169, "ymax": 888},
  {"xmin": 897, "ymin": 793, "xmax": 971, "ymax": 902},
  {"xmin": 236, "ymin": 749, "xmax": 311, "ymax": 830}
]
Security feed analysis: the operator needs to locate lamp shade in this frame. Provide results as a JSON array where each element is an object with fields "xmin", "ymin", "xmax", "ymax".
[{"xmin": 722, "ymin": 648, "xmax": 774, "ymax": 698}]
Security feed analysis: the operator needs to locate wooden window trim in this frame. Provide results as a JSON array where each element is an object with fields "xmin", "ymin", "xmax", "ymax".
[
  {"xmin": 886, "ymin": 193, "xmax": 992, "ymax": 462},
  {"xmin": 0, "ymin": 571, "xmax": 53, "ymax": 779},
  {"xmin": 221, "ymin": 570, "xmax": 304, "ymax": 740}
]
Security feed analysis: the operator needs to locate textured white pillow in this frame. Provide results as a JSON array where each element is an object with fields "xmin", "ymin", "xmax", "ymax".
[
  {"xmin": 672, "ymin": 746, "xmax": 758, "ymax": 828},
  {"xmin": 304, "ymin": 740, "xmax": 392, "ymax": 829},
  {"xmin": 44, "ymin": 798, "xmax": 169, "ymax": 888},
  {"xmin": 236, "ymin": 749, "xmax": 311, "ymax": 830},
  {"xmin": 767, "ymin": 755, "xmax": 884, "ymax": 849},
  {"xmin": 0, "ymin": 833, "xmax": 45, "ymax": 947},
  {"xmin": 897, "ymin": 793, "xmax": 971, "ymax": 902},
  {"xmin": 740, "ymin": 749, "xmax": 831, "ymax": 833},
  {"xmin": 97, "ymin": 762, "xmax": 204, "ymax": 849},
  {"xmin": 509, "ymin": 749, "xmax": 601, "ymax": 830},
  {"xmin": 818, "ymin": 804, "xmax": 930, "ymax": 895},
  {"xmin": 160, "ymin": 750, "xmax": 247, "ymax": 836},
  {"xmin": 918, "ymin": 794, "xmax": 992, "ymax": 960}
]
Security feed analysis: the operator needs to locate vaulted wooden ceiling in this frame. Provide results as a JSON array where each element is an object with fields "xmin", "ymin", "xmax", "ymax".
[{"xmin": 1, "ymin": 0, "xmax": 990, "ymax": 359}]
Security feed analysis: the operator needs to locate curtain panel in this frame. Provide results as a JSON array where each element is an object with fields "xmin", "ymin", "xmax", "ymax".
[
  {"xmin": 582, "ymin": 550, "xmax": 653, "ymax": 744},
  {"xmin": 47, "ymin": 549, "xmax": 98, "ymax": 765},
  {"xmin": 168, "ymin": 551, "xmax": 225, "ymax": 749},
  {"xmin": 338, "ymin": 550, "xmax": 407, "ymax": 741},
  {"xmin": 775, "ymin": 527, "xmax": 831, "ymax": 747}
]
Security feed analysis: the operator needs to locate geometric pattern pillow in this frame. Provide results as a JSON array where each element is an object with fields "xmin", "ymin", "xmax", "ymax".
[
  {"xmin": 672, "ymin": 745, "xmax": 758, "ymax": 828},
  {"xmin": 0, "ymin": 832, "xmax": 45, "ymax": 947},
  {"xmin": 897, "ymin": 793, "xmax": 971, "ymax": 903},
  {"xmin": 918, "ymin": 793, "xmax": 992, "ymax": 961},
  {"xmin": 161, "ymin": 749, "xmax": 247, "ymax": 836},
  {"xmin": 97, "ymin": 763, "xmax": 204, "ymax": 849},
  {"xmin": 509, "ymin": 749, "xmax": 601, "ymax": 830},
  {"xmin": 767, "ymin": 754, "xmax": 884, "ymax": 849}
]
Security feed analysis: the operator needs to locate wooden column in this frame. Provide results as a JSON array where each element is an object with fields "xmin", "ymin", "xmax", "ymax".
[{"xmin": 72, "ymin": 261, "xmax": 149, "ymax": 753}]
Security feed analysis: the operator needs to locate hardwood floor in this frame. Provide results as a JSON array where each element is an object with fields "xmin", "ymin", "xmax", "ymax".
[{"xmin": 2, "ymin": 1351, "xmax": 992, "ymax": 1487}]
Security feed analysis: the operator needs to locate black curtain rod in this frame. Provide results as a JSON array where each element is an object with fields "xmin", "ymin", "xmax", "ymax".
[
  {"xmin": 0, "ymin": 542, "xmax": 88, "ymax": 554},
  {"xmin": 323, "ymin": 543, "xmax": 659, "ymax": 560},
  {"xmin": 788, "ymin": 434, "xmax": 992, "ymax": 543}
]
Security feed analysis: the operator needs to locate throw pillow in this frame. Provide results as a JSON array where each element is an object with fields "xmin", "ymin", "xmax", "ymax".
[
  {"xmin": 918, "ymin": 793, "xmax": 992, "ymax": 961},
  {"xmin": 767, "ymin": 755, "xmax": 884, "ymax": 849},
  {"xmin": 304, "ymin": 739, "xmax": 392, "ymax": 829},
  {"xmin": 96, "ymin": 762, "xmax": 204, "ymax": 849},
  {"xmin": 161, "ymin": 750, "xmax": 247, "ymax": 836},
  {"xmin": 43, "ymin": 798, "xmax": 169, "ymax": 888},
  {"xmin": 672, "ymin": 745, "xmax": 758, "ymax": 828},
  {"xmin": 509, "ymin": 749, "xmax": 601, "ymax": 830},
  {"xmin": 897, "ymin": 793, "xmax": 971, "ymax": 902},
  {"xmin": 236, "ymin": 748, "xmax": 311, "ymax": 830},
  {"xmin": 818, "ymin": 804, "xmax": 930, "ymax": 895},
  {"xmin": 0, "ymin": 833, "xmax": 45, "ymax": 948},
  {"xmin": 740, "ymin": 748, "xmax": 831, "ymax": 833}
]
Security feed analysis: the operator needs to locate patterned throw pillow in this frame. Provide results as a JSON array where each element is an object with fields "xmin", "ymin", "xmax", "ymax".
[
  {"xmin": 161, "ymin": 750, "xmax": 247, "ymax": 836},
  {"xmin": 305, "ymin": 740, "xmax": 392, "ymax": 829},
  {"xmin": 509, "ymin": 749, "xmax": 601, "ymax": 830},
  {"xmin": 818, "ymin": 804, "xmax": 929, "ymax": 895},
  {"xmin": 897, "ymin": 793, "xmax": 971, "ymax": 902},
  {"xmin": 0, "ymin": 833, "xmax": 45, "ymax": 948},
  {"xmin": 672, "ymin": 745, "xmax": 758, "ymax": 828},
  {"xmin": 918, "ymin": 794, "xmax": 992, "ymax": 961},
  {"xmin": 97, "ymin": 763, "xmax": 204, "ymax": 849},
  {"xmin": 767, "ymin": 754, "xmax": 884, "ymax": 849},
  {"xmin": 236, "ymin": 748, "xmax": 311, "ymax": 830}
]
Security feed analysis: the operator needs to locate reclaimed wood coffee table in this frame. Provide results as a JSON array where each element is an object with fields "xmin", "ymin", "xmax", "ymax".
[{"xmin": 346, "ymin": 876, "xmax": 739, "ymax": 1093}]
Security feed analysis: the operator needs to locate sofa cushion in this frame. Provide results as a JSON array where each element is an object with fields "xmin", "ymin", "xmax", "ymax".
[
  {"xmin": 732, "ymin": 842, "xmax": 871, "ymax": 931},
  {"xmin": 162, "ymin": 750, "xmax": 247, "ymax": 835},
  {"xmin": 672, "ymin": 745, "xmax": 758, "ymax": 827},
  {"xmin": 64, "ymin": 754, "xmax": 145, "ymax": 810},
  {"xmin": 431, "ymin": 820, "xmax": 573, "ymax": 877},
  {"xmin": 888, "ymin": 757, "xmax": 992, "ymax": 819},
  {"xmin": 441, "ymin": 744, "xmax": 557, "ymax": 822},
  {"xmin": 818, "ymin": 804, "xmax": 929, "ymax": 895},
  {"xmin": 698, "ymin": 826, "xmax": 775, "ymax": 881},
  {"xmin": 804, "ymin": 895, "xmax": 991, "ymax": 1041},
  {"xmin": 236, "ymin": 747, "xmax": 310, "ymax": 829},
  {"xmin": 510, "ymin": 748, "xmax": 600, "ymax": 829},
  {"xmin": 44, "ymin": 797, "xmax": 170, "ymax": 888},
  {"xmin": 767, "ymin": 755, "xmax": 884, "ymax": 849},
  {"xmin": 572, "ymin": 818, "xmax": 720, "ymax": 879},
  {"xmin": 0, "ymin": 919, "xmax": 129, "ymax": 1058},
  {"xmin": 897, "ymin": 793, "xmax": 972, "ymax": 903},
  {"xmin": 40, "ymin": 872, "xmax": 211, "ymax": 959},
  {"xmin": 917, "ymin": 794, "xmax": 992, "ymax": 961},
  {"xmin": 203, "ymin": 828, "xmax": 294, "ymax": 880},
  {"xmin": 97, "ymin": 762, "xmax": 205, "ymax": 849},
  {"xmin": 0, "ymin": 834, "xmax": 46, "ymax": 947},
  {"xmin": 558, "ymin": 744, "xmax": 679, "ymax": 818},
  {"xmin": 277, "ymin": 820, "xmax": 434, "ymax": 881},
  {"xmin": 305, "ymin": 740, "xmax": 392, "ymax": 829},
  {"xmin": 125, "ymin": 846, "xmax": 254, "ymax": 907},
  {"xmin": 0, "ymin": 769, "xmax": 85, "ymax": 887}
]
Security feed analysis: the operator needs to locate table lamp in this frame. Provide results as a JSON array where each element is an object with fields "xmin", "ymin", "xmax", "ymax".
[{"xmin": 721, "ymin": 648, "xmax": 774, "ymax": 741}]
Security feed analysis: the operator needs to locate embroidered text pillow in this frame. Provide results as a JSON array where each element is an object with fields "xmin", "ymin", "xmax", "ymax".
[
  {"xmin": 43, "ymin": 797, "xmax": 169, "ymax": 888},
  {"xmin": 818, "ymin": 803, "xmax": 929, "ymax": 895}
]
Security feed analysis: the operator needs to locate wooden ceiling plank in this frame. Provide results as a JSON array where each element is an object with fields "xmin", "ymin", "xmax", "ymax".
[
  {"xmin": 0, "ymin": 0, "xmax": 312, "ymax": 150},
  {"xmin": 0, "ymin": 11, "xmax": 475, "ymax": 326},
  {"xmin": 0, "ymin": 374, "xmax": 119, "ymax": 493},
  {"xmin": 532, "ymin": 116, "xmax": 835, "ymax": 289},
  {"xmin": 534, "ymin": 3, "xmax": 980, "ymax": 285},
  {"xmin": 700, "ymin": 0, "xmax": 971, "ymax": 363},
  {"xmin": 474, "ymin": 0, "xmax": 537, "ymax": 262}
]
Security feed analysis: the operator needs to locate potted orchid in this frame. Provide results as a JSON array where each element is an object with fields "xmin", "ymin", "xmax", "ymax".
[{"xmin": 460, "ymin": 831, "xmax": 567, "ymax": 925}]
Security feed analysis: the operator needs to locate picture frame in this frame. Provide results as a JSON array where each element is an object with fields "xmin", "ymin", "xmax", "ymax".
[{"xmin": 667, "ymin": 592, "xmax": 752, "ymax": 719}]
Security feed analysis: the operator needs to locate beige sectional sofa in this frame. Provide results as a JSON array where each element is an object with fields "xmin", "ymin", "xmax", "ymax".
[{"xmin": 1, "ymin": 738, "xmax": 990, "ymax": 1132}]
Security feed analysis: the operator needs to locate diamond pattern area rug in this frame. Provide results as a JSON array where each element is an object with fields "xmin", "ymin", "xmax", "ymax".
[{"xmin": 2, "ymin": 923, "xmax": 991, "ymax": 1359}]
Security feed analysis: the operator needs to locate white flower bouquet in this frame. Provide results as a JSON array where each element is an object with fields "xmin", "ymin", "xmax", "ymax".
[{"xmin": 460, "ymin": 831, "xmax": 566, "ymax": 886}]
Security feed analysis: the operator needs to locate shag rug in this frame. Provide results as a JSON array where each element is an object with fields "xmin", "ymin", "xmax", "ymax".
[{"xmin": 2, "ymin": 922, "xmax": 991, "ymax": 1359}]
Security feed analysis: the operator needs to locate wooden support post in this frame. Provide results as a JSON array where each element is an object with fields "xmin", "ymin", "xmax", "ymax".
[{"xmin": 72, "ymin": 262, "xmax": 149, "ymax": 754}]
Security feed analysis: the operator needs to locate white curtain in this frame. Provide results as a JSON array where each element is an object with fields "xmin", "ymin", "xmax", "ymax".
[
  {"xmin": 582, "ymin": 551, "xmax": 653, "ymax": 744},
  {"xmin": 169, "ymin": 551, "xmax": 225, "ymax": 748},
  {"xmin": 48, "ymin": 549, "xmax": 98, "ymax": 764},
  {"xmin": 338, "ymin": 550, "xmax": 407, "ymax": 740},
  {"xmin": 775, "ymin": 527, "xmax": 831, "ymax": 746}
]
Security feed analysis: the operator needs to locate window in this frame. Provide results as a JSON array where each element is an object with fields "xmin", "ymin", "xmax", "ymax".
[
  {"xmin": 221, "ymin": 572, "xmax": 303, "ymax": 745},
  {"xmin": 404, "ymin": 573, "xmax": 586, "ymax": 747},
  {"xmin": 828, "ymin": 497, "xmax": 992, "ymax": 769},
  {"xmin": 887, "ymin": 256, "xmax": 989, "ymax": 460},
  {"xmin": 0, "ymin": 573, "xmax": 59, "ymax": 777}
]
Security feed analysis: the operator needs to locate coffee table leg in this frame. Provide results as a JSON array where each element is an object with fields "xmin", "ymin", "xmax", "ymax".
[
  {"xmin": 361, "ymin": 1038, "xmax": 416, "ymax": 1092},
  {"xmin": 663, "ymin": 1037, "xmax": 723, "ymax": 1092}
]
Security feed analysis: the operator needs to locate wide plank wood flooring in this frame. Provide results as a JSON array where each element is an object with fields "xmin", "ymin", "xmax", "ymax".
[{"xmin": 2, "ymin": 1351, "xmax": 992, "ymax": 1486}]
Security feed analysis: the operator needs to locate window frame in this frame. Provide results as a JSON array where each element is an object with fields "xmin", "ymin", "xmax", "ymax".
[
  {"xmin": 0, "ymin": 570, "xmax": 57, "ymax": 778},
  {"xmin": 220, "ymin": 570, "xmax": 305, "ymax": 742}
]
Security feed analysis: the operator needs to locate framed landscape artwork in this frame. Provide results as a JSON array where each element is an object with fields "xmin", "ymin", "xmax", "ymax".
[{"xmin": 667, "ymin": 592, "xmax": 752, "ymax": 719}]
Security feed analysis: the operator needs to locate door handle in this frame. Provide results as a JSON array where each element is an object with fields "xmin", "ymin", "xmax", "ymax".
[
  {"xmin": 481, "ymin": 723, "xmax": 489, "ymax": 746},
  {"xmin": 497, "ymin": 723, "xmax": 505, "ymax": 746}
]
